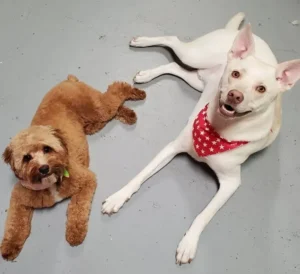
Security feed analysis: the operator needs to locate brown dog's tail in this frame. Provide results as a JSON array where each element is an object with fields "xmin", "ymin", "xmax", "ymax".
[{"xmin": 67, "ymin": 75, "xmax": 79, "ymax": 82}]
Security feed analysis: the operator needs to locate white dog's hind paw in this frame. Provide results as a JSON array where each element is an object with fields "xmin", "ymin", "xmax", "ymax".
[
  {"xmin": 129, "ymin": 37, "xmax": 151, "ymax": 47},
  {"xmin": 175, "ymin": 234, "xmax": 198, "ymax": 265},
  {"xmin": 101, "ymin": 191, "xmax": 131, "ymax": 215},
  {"xmin": 134, "ymin": 70, "xmax": 154, "ymax": 83}
]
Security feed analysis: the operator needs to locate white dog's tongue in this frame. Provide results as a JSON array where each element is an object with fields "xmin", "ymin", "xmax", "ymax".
[{"xmin": 20, "ymin": 174, "xmax": 57, "ymax": 191}]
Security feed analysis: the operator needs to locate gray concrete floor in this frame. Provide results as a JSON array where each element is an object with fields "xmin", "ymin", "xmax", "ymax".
[{"xmin": 0, "ymin": 0, "xmax": 300, "ymax": 273}]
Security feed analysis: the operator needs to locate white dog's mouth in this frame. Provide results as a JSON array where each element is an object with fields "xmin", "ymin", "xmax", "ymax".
[{"xmin": 218, "ymin": 102, "xmax": 251, "ymax": 118}]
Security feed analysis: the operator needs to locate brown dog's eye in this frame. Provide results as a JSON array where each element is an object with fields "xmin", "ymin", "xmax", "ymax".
[
  {"xmin": 23, "ymin": 154, "xmax": 32, "ymax": 162},
  {"xmin": 256, "ymin": 85, "xmax": 266, "ymax": 93},
  {"xmin": 43, "ymin": 146, "xmax": 53, "ymax": 153},
  {"xmin": 231, "ymin": 70, "xmax": 240, "ymax": 78}
]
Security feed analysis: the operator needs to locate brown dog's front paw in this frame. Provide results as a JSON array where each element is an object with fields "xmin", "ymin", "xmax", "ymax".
[
  {"xmin": 1, "ymin": 239, "xmax": 23, "ymax": 261},
  {"xmin": 66, "ymin": 224, "xmax": 87, "ymax": 246}
]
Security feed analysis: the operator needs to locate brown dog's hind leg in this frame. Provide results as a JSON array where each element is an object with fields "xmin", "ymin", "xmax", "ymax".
[
  {"xmin": 105, "ymin": 82, "xmax": 146, "ymax": 102},
  {"xmin": 84, "ymin": 105, "xmax": 137, "ymax": 134},
  {"xmin": 1, "ymin": 201, "xmax": 33, "ymax": 261},
  {"xmin": 84, "ymin": 82, "xmax": 145, "ymax": 134},
  {"xmin": 66, "ymin": 169, "xmax": 97, "ymax": 246},
  {"xmin": 115, "ymin": 105, "xmax": 137, "ymax": 125}
]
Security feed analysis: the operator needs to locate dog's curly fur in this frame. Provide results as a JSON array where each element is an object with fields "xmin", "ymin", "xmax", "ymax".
[{"xmin": 1, "ymin": 75, "xmax": 146, "ymax": 260}]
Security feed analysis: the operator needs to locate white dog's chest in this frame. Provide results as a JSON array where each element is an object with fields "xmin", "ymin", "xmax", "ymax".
[
  {"xmin": 184, "ymin": 105, "xmax": 270, "ymax": 171},
  {"xmin": 188, "ymin": 134, "xmax": 269, "ymax": 172},
  {"xmin": 192, "ymin": 104, "xmax": 249, "ymax": 156}
]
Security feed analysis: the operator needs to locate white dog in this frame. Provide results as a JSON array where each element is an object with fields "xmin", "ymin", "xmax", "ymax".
[{"xmin": 102, "ymin": 13, "xmax": 300, "ymax": 264}]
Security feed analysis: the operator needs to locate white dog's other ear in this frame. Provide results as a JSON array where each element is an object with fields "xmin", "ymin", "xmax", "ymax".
[
  {"xmin": 276, "ymin": 59, "xmax": 300, "ymax": 91},
  {"xmin": 228, "ymin": 24, "xmax": 255, "ymax": 59}
]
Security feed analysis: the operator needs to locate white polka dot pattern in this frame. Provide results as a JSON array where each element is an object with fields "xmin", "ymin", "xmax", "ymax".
[{"xmin": 192, "ymin": 104, "xmax": 248, "ymax": 157}]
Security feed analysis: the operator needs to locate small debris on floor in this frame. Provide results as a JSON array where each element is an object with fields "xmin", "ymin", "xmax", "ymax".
[
  {"xmin": 152, "ymin": 202, "xmax": 160, "ymax": 209},
  {"xmin": 291, "ymin": 20, "xmax": 299, "ymax": 26}
]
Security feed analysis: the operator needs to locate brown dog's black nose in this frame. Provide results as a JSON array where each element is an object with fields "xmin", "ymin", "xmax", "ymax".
[
  {"xmin": 227, "ymin": 90, "xmax": 244, "ymax": 104},
  {"xmin": 39, "ymin": 165, "xmax": 49, "ymax": 175}
]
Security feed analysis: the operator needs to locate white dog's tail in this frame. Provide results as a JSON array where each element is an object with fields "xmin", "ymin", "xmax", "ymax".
[{"xmin": 225, "ymin": 12, "xmax": 246, "ymax": 30}]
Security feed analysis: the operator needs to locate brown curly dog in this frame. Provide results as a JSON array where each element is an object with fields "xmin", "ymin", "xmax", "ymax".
[{"xmin": 1, "ymin": 75, "xmax": 146, "ymax": 260}]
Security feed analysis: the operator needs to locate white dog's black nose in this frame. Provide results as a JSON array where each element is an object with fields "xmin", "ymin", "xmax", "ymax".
[{"xmin": 39, "ymin": 165, "xmax": 50, "ymax": 175}]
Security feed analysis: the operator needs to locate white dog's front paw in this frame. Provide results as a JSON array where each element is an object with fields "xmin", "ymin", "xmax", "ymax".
[
  {"xmin": 101, "ymin": 190, "xmax": 131, "ymax": 215},
  {"xmin": 134, "ymin": 70, "xmax": 154, "ymax": 83},
  {"xmin": 129, "ymin": 37, "xmax": 150, "ymax": 47},
  {"xmin": 176, "ymin": 234, "xmax": 198, "ymax": 265}
]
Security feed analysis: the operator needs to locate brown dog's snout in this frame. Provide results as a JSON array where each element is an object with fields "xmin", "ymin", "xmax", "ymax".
[{"xmin": 227, "ymin": 90, "xmax": 244, "ymax": 104}]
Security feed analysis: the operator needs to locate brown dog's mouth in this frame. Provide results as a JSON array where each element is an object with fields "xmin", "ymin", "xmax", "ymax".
[
  {"xmin": 21, "ymin": 173, "xmax": 59, "ymax": 191},
  {"xmin": 218, "ymin": 102, "xmax": 251, "ymax": 118}
]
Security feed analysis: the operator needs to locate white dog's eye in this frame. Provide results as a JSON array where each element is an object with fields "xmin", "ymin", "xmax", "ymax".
[
  {"xmin": 231, "ymin": 70, "xmax": 240, "ymax": 78},
  {"xmin": 256, "ymin": 85, "xmax": 266, "ymax": 93}
]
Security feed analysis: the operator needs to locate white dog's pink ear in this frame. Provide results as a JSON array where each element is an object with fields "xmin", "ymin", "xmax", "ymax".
[
  {"xmin": 276, "ymin": 59, "xmax": 300, "ymax": 91},
  {"xmin": 228, "ymin": 24, "xmax": 255, "ymax": 59}
]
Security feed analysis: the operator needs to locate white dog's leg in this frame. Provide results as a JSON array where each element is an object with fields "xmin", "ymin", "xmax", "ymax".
[
  {"xmin": 102, "ymin": 138, "xmax": 188, "ymax": 215},
  {"xmin": 176, "ymin": 166, "xmax": 241, "ymax": 265},
  {"xmin": 134, "ymin": 62, "xmax": 204, "ymax": 91},
  {"xmin": 130, "ymin": 36, "xmax": 201, "ymax": 68},
  {"xmin": 130, "ymin": 36, "xmax": 182, "ymax": 48},
  {"xmin": 130, "ymin": 36, "xmax": 225, "ymax": 69}
]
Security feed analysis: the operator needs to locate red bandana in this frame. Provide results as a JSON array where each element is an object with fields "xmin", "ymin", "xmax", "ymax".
[{"xmin": 192, "ymin": 104, "xmax": 248, "ymax": 157}]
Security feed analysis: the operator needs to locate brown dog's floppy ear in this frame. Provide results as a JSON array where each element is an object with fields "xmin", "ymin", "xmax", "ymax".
[
  {"xmin": 53, "ymin": 129, "xmax": 68, "ymax": 154},
  {"xmin": 2, "ymin": 146, "xmax": 13, "ymax": 165}
]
